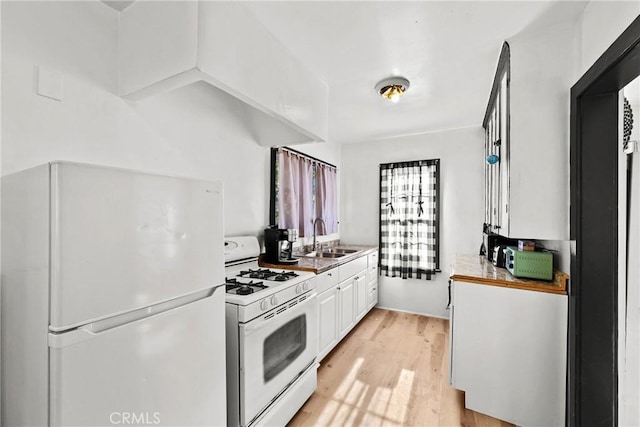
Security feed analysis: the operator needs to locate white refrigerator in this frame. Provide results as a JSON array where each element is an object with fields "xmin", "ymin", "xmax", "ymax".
[{"xmin": 1, "ymin": 162, "xmax": 226, "ymax": 426}]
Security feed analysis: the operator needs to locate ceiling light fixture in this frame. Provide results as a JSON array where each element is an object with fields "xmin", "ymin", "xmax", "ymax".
[{"xmin": 375, "ymin": 76, "xmax": 410, "ymax": 103}]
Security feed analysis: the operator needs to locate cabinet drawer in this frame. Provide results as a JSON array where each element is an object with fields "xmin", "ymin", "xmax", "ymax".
[
  {"xmin": 316, "ymin": 269, "xmax": 340, "ymax": 294},
  {"xmin": 367, "ymin": 251, "xmax": 378, "ymax": 268},
  {"xmin": 339, "ymin": 256, "xmax": 367, "ymax": 281},
  {"xmin": 367, "ymin": 265, "xmax": 378, "ymax": 285},
  {"xmin": 368, "ymin": 286, "xmax": 378, "ymax": 308},
  {"xmin": 367, "ymin": 277, "xmax": 377, "ymax": 292}
]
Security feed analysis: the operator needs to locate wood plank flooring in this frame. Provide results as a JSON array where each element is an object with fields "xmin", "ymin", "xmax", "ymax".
[{"xmin": 288, "ymin": 308, "xmax": 514, "ymax": 427}]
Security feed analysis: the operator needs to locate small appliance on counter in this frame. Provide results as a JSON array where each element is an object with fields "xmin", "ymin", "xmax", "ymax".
[
  {"xmin": 482, "ymin": 226, "xmax": 518, "ymax": 264},
  {"xmin": 264, "ymin": 227, "xmax": 299, "ymax": 265},
  {"xmin": 492, "ymin": 245, "xmax": 509, "ymax": 268},
  {"xmin": 505, "ymin": 247, "xmax": 554, "ymax": 280}
]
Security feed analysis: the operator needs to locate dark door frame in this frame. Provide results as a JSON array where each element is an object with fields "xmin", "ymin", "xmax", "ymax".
[{"xmin": 570, "ymin": 16, "xmax": 640, "ymax": 426}]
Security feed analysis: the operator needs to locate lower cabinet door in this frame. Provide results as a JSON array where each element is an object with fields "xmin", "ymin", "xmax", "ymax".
[
  {"xmin": 355, "ymin": 274, "xmax": 367, "ymax": 320},
  {"xmin": 318, "ymin": 286, "xmax": 340, "ymax": 362},
  {"xmin": 451, "ymin": 280, "xmax": 567, "ymax": 427},
  {"xmin": 367, "ymin": 282, "xmax": 378, "ymax": 309},
  {"xmin": 339, "ymin": 280, "xmax": 355, "ymax": 338}
]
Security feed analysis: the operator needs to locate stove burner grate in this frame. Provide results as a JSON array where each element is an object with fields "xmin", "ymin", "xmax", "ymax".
[
  {"xmin": 273, "ymin": 270, "xmax": 300, "ymax": 281},
  {"xmin": 238, "ymin": 268, "xmax": 299, "ymax": 281},
  {"xmin": 225, "ymin": 278, "xmax": 268, "ymax": 295},
  {"xmin": 238, "ymin": 268, "xmax": 275, "ymax": 280}
]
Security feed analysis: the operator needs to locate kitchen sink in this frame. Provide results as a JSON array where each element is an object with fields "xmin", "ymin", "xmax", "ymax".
[
  {"xmin": 300, "ymin": 247, "xmax": 360, "ymax": 259},
  {"xmin": 325, "ymin": 247, "xmax": 358, "ymax": 254},
  {"xmin": 300, "ymin": 251, "xmax": 346, "ymax": 259}
]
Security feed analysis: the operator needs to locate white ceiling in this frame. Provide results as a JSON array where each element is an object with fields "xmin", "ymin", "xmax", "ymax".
[
  {"xmin": 103, "ymin": 1, "xmax": 588, "ymax": 144},
  {"xmin": 243, "ymin": 1, "xmax": 588, "ymax": 144}
]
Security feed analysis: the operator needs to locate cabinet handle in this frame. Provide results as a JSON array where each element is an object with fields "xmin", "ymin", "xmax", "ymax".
[
  {"xmin": 328, "ymin": 273, "xmax": 332, "ymax": 277},
  {"xmin": 337, "ymin": 287, "xmax": 341, "ymax": 290}
]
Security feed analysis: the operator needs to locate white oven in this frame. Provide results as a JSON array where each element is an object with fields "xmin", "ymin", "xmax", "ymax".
[
  {"xmin": 224, "ymin": 236, "xmax": 318, "ymax": 427},
  {"xmin": 239, "ymin": 291, "xmax": 317, "ymax": 426}
]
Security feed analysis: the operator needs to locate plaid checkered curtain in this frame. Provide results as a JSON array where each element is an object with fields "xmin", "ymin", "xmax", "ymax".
[{"xmin": 379, "ymin": 160, "xmax": 439, "ymax": 280}]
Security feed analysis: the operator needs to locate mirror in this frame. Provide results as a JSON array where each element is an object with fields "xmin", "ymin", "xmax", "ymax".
[{"xmin": 269, "ymin": 147, "xmax": 338, "ymax": 240}]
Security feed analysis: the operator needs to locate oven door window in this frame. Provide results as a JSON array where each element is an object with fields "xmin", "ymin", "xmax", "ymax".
[{"xmin": 264, "ymin": 315, "xmax": 306, "ymax": 382}]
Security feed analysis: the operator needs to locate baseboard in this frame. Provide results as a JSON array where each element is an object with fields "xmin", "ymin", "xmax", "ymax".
[{"xmin": 372, "ymin": 304, "xmax": 449, "ymax": 320}]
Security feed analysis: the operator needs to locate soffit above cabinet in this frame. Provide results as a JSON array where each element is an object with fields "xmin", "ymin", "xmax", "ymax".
[{"xmin": 118, "ymin": 1, "xmax": 328, "ymax": 146}]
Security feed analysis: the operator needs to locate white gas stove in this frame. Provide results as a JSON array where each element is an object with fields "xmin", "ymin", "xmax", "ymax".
[
  {"xmin": 224, "ymin": 237, "xmax": 315, "ymax": 320},
  {"xmin": 224, "ymin": 236, "xmax": 318, "ymax": 427}
]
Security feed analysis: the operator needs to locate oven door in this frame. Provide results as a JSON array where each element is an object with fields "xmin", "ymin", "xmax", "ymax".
[{"xmin": 239, "ymin": 291, "xmax": 318, "ymax": 426}]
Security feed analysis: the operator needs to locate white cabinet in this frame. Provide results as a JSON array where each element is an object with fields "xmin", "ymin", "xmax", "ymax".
[
  {"xmin": 317, "ymin": 286, "xmax": 339, "ymax": 362},
  {"xmin": 317, "ymin": 270, "xmax": 340, "ymax": 362},
  {"xmin": 316, "ymin": 269, "xmax": 340, "ymax": 295},
  {"xmin": 354, "ymin": 275, "xmax": 367, "ymax": 322},
  {"xmin": 449, "ymin": 280, "xmax": 567, "ymax": 427},
  {"xmin": 338, "ymin": 279, "xmax": 355, "ymax": 339},
  {"xmin": 366, "ymin": 251, "xmax": 379, "ymax": 309},
  {"xmin": 339, "ymin": 255, "xmax": 367, "ymax": 281},
  {"xmin": 337, "ymin": 255, "xmax": 367, "ymax": 339},
  {"xmin": 316, "ymin": 251, "xmax": 374, "ymax": 362}
]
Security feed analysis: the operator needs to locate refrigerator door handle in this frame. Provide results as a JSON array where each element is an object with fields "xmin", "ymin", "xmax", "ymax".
[
  {"xmin": 49, "ymin": 327, "xmax": 97, "ymax": 348},
  {"xmin": 49, "ymin": 285, "xmax": 223, "ymax": 348}
]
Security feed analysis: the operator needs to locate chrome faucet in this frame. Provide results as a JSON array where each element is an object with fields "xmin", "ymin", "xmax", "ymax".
[{"xmin": 312, "ymin": 217, "xmax": 326, "ymax": 251}]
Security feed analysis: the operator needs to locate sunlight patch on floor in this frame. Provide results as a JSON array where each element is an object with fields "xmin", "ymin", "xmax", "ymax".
[
  {"xmin": 368, "ymin": 368, "xmax": 415, "ymax": 425},
  {"xmin": 317, "ymin": 357, "xmax": 417, "ymax": 426}
]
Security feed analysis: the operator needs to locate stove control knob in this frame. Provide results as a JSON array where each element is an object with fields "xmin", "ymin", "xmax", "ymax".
[
  {"xmin": 295, "ymin": 284, "xmax": 302, "ymax": 294},
  {"xmin": 302, "ymin": 281, "xmax": 309, "ymax": 291},
  {"xmin": 260, "ymin": 300, "xmax": 268, "ymax": 311},
  {"xmin": 270, "ymin": 295, "xmax": 279, "ymax": 307}
]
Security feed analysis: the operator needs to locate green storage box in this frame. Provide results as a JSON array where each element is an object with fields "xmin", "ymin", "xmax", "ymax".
[{"xmin": 505, "ymin": 247, "xmax": 553, "ymax": 281}]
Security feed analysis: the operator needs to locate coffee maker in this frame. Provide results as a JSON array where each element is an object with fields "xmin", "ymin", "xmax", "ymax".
[{"xmin": 264, "ymin": 227, "xmax": 299, "ymax": 265}]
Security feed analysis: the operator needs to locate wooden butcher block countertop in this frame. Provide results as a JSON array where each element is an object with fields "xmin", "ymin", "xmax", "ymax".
[{"xmin": 451, "ymin": 254, "xmax": 569, "ymax": 295}]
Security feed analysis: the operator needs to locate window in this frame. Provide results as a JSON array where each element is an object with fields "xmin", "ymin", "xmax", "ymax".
[
  {"xmin": 483, "ymin": 42, "xmax": 510, "ymax": 235},
  {"xmin": 379, "ymin": 159, "xmax": 440, "ymax": 280},
  {"xmin": 270, "ymin": 147, "xmax": 338, "ymax": 237}
]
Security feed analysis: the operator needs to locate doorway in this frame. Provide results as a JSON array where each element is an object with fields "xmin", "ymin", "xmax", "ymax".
[
  {"xmin": 620, "ymin": 77, "xmax": 640, "ymax": 426},
  {"xmin": 570, "ymin": 15, "xmax": 640, "ymax": 426}
]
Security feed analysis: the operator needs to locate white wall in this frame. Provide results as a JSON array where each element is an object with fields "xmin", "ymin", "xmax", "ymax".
[
  {"xmin": 507, "ymin": 20, "xmax": 576, "ymax": 241},
  {"xmin": 577, "ymin": 1, "xmax": 640, "ymax": 81},
  {"xmin": 1, "ymin": 1, "xmax": 276, "ymax": 238},
  {"xmin": 340, "ymin": 126, "xmax": 484, "ymax": 318}
]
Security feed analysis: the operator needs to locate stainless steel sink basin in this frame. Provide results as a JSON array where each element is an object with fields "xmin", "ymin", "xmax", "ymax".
[
  {"xmin": 300, "ymin": 251, "xmax": 346, "ymax": 259},
  {"xmin": 326, "ymin": 247, "xmax": 358, "ymax": 254}
]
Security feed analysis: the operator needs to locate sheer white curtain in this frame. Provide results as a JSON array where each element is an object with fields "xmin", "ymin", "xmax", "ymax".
[
  {"xmin": 277, "ymin": 150, "xmax": 314, "ymax": 237},
  {"xmin": 315, "ymin": 164, "xmax": 338, "ymax": 234}
]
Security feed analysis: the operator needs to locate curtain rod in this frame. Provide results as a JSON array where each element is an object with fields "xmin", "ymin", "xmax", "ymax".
[
  {"xmin": 275, "ymin": 146, "xmax": 338, "ymax": 170},
  {"xmin": 380, "ymin": 159, "xmax": 439, "ymax": 168}
]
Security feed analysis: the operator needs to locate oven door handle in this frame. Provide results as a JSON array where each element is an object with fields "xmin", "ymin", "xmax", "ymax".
[{"xmin": 242, "ymin": 291, "xmax": 317, "ymax": 336}]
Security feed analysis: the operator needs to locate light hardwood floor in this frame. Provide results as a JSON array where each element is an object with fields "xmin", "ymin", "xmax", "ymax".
[{"xmin": 288, "ymin": 308, "xmax": 514, "ymax": 427}]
